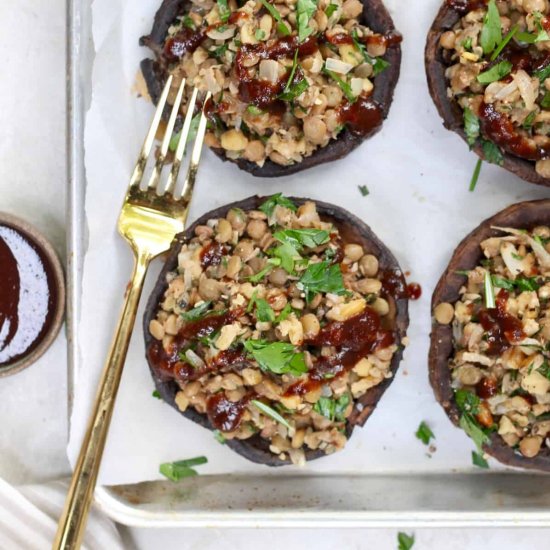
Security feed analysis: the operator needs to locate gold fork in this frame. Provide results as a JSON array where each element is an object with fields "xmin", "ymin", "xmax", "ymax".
[{"xmin": 53, "ymin": 78, "xmax": 211, "ymax": 550}]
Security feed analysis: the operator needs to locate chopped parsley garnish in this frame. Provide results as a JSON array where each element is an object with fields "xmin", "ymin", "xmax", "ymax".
[
  {"xmin": 251, "ymin": 399, "xmax": 292, "ymax": 428},
  {"xmin": 462, "ymin": 37, "xmax": 473, "ymax": 51},
  {"xmin": 491, "ymin": 275, "xmax": 541, "ymax": 292},
  {"xmin": 415, "ymin": 421, "xmax": 435, "ymax": 445},
  {"xmin": 259, "ymin": 0, "xmax": 291, "ymax": 36},
  {"xmin": 481, "ymin": 139, "xmax": 504, "ymax": 165},
  {"xmin": 469, "ymin": 158, "xmax": 483, "ymax": 192},
  {"xmin": 517, "ymin": 12, "xmax": 550, "ymax": 44},
  {"xmin": 325, "ymin": 2, "xmax": 338, "ymax": 18},
  {"xmin": 213, "ymin": 430, "xmax": 226, "ymax": 444},
  {"xmin": 247, "ymin": 104, "xmax": 264, "ymax": 115},
  {"xmin": 472, "ymin": 450, "xmax": 489, "ymax": 469},
  {"xmin": 275, "ymin": 303, "xmax": 293, "ymax": 323},
  {"xmin": 247, "ymin": 291, "xmax": 276, "ymax": 323},
  {"xmin": 490, "ymin": 24, "xmax": 518, "ymax": 61},
  {"xmin": 247, "ymin": 258, "xmax": 280, "ymax": 282},
  {"xmin": 279, "ymin": 50, "xmax": 309, "ymax": 102},
  {"xmin": 542, "ymin": 91, "xmax": 550, "ymax": 110},
  {"xmin": 463, "ymin": 107, "xmax": 480, "ymax": 148},
  {"xmin": 537, "ymin": 360, "xmax": 550, "ymax": 381},
  {"xmin": 298, "ymin": 260, "xmax": 348, "ymax": 301},
  {"xmin": 243, "ymin": 339, "xmax": 307, "ymax": 376},
  {"xmin": 477, "ymin": 60, "xmax": 512, "ymax": 84},
  {"xmin": 351, "ymin": 29, "xmax": 390, "ymax": 76},
  {"xmin": 182, "ymin": 15, "xmax": 195, "ymax": 30},
  {"xmin": 169, "ymin": 114, "xmax": 201, "ymax": 152},
  {"xmin": 534, "ymin": 63, "xmax": 550, "ymax": 82},
  {"xmin": 322, "ymin": 67, "xmax": 356, "ymax": 102},
  {"xmin": 397, "ymin": 532, "xmax": 415, "ymax": 550},
  {"xmin": 212, "ymin": 42, "xmax": 229, "ymax": 62},
  {"xmin": 181, "ymin": 301, "xmax": 212, "ymax": 321},
  {"xmin": 255, "ymin": 28, "xmax": 266, "ymax": 41},
  {"xmin": 217, "ymin": 0, "xmax": 230, "ymax": 23},
  {"xmin": 274, "ymin": 228, "xmax": 331, "ymax": 249},
  {"xmin": 296, "ymin": 0, "xmax": 317, "ymax": 42},
  {"xmin": 358, "ymin": 184, "xmax": 369, "ymax": 196},
  {"xmin": 480, "ymin": 0, "xmax": 502, "ymax": 55},
  {"xmin": 159, "ymin": 456, "xmax": 207, "ymax": 482},
  {"xmin": 484, "ymin": 270, "xmax": 496, "ymax": 309},
  {"xmin": 314, "ymin": 394, "xmax": 351, "ymax": 422},
  {"xmin": 259, "ymin": 193, "xmax": 297, "ymax": 218},
  {"xmin": 271, "ymin": 241, "xmax": 301, "ymax": 273},
  {"xmin": 455, "ymin": 389, "xmax": 491, "ymax": 451},
  {"xmin": 152, "ymin": 389, "xmax": 161, "ymax": 399},
  {"xmin": 523, "ymin": 111, "xmax": 536, "ymax": 130}
]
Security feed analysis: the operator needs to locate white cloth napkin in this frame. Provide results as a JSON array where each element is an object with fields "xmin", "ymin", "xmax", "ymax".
[{"xmin": 0, "ymin": 478, "xmax": 124, "ymax": 550}]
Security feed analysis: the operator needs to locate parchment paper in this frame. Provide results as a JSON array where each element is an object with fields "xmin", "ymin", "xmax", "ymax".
[{"xmin": 69, "ymin": 0, "xmax": 550, "ymax": 486}]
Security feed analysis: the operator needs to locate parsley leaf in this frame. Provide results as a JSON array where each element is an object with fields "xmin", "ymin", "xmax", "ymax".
[
  {"xmin": 247, "ymin": 292, "xmax": 276, "ymax": 323},
  {"xmin": 460, "ymin": 413, "xmax": 491, "ymax": 450},
  {"xmin": 358, "ymin": 184, "xmax": 369, "ymax": 196},
  {"xmin": 480, "ymin": 0, "xmax": 502, "ymax": 55},
  {"xmin": 523, "ymin": 111, "xmax": 536, "ymax": 130},
  {"xmin": 469, "ymin": 158, "xmax": 483, "ymax": 192},
  {"xmin": 484, "ymin": 270, "xmax": 496, "ymax": 308},
  {"xmin": 271, "ymin": 241, "xmax": 301, "ymax": 273},
  {"xmin": 397, "ymin": 532, "xmax": 415, "ymax": 550},
  {"xmin": 534, "ymin": 63, "xmax": 550, "ymax": 82},
  {"xmin": 477, "ymin": 60, "xmax": 512, "ymax": 84},
  {"xmin": 159, "ymin": 456, "xmax": 207, "ymax": 482},
  {"xmin": 169, "ymin": 114, "xmax": 201, "ymax": 152},
  {"xmin": 314, "ymin": 394, "xmax": 350, "ymax": 422},
  {"xmin": 279, "ymin": 50, "xmax": 309, "ymax": 102},
  {"xmin": 472, "ymin": 450, "xmax": 490, "ymax": 468},
  {"xmin": 297, "ymin": 0, "xmax": 317, "ymax": 42},
  {"xmin": 213, "ymin": 430, "xmax": 226, "ymax": 444},
  {"xmin": 517, "ymin": 12, "xmax": 549, "ymax": 44},
  {"xmin": 217, "ymin": 0, "xmax": 230, "ymax": 23},
  {"xmin": 490, "ymin": 24, "xmax": 518, "ymax": 61},
  {"xmin": 182, "ymin": 15, "xmax": 195, "ymax": 30},
  {"xmin": 152, "ymin": 389, "xmax": 161, "ymax": 399},
  {"xmin": 481, "ymin": 139, "xmax": 504, "ymax": 165},
  {"xmin": 259, "ymin": 193, "xmax": 297, "ymax": 218},
  {"xmin": 542, "ymin": 91, "xmax": 550, "ymax": 109},
  {"xmin": 415, "ymin": 421, "xmax": 435, "ymax": 445},
  {"xmin": 247, "ymin": 258, "xmax": 280, "ymax": 283},
  {"xmin": 351, "ymin": 29, "xmax": 390, "ymax": 76},
  {"xmin": 455, "ymin": 389, "xmax": 481, "ymax": 415},
  {"xmin": 255, "ymin": 28, "xmax": 266, "ymax": 40},
  {"xmin": 322, "ymin": 67, "xmax": 356, "ymax": 102},
  {"xmin": 325, "ymin": 2, "xmax": 338, "ymax": 17},
  {"xmin": 492, "ymin": 275, "xmax": 541, "ymax": 292},
  {"xmin": 243, "ymin": 339, "xmax": 307, "ymax": 376},
  {"xmin": 462, "ymin": 37, "xmax": 473, "ymax": 51},
  {"xmin": 274, "ymin": 228, "xmax": 330, "ymax": 249},
  {"xmin": 298, "ymin": 261, "xmax": 347, "ymax": 301},
  {"xmin": 181, "ymin": 301, "xmax": 212, "ymax": 321},
  {"xmin": 247, "ymin": 104, "xmax": 264, "ymax": 115},
  {"xmin": 252, "ymin": 399, "xmax": 292, "ymax": 428},
  {"xmin": 463, "ymin": 107, "xmax": 480, "ymax": 148},
  {"xmin": 259, "ymin": 0, "xmax": 290, "ymax": 36}
]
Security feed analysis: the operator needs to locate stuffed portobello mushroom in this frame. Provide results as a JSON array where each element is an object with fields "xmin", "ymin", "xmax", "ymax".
[
  {"xmin": 144, "ymin": 195, "xmax": 408, "ymax": 466},
  {"xmin": 426, "ymin": 0, "xmax": 550, "ymax": 187},
  {"xmin": 430, "ymin": 200, "xmax": 550, "ymax": 471},
  {"xmin": 140, "ymin": 0, "xmax": 401, "ymax": 177}
]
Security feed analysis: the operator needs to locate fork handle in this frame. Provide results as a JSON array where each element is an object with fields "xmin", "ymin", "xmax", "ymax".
[{"xmin": 53, "ymin": 252, "xmax": 151, "ymax": 550}]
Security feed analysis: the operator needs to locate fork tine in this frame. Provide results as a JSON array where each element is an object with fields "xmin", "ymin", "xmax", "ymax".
[
  {"xmin": 164, "ymin": 86, "xmax": 200, "ymax": 196},
  {"xmin": 128, "ymin": 74, "xmax": 173, "ymax": 190},
  {"xmin": 147, "ymin": 78, "xmax": 186, "ymax": 192},
  {"xmin": 177, "ymin": 91, "xmax": 212, "ymax": 201}
]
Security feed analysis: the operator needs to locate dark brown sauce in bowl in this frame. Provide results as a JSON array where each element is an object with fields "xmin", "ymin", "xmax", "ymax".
[{"xmin": 0, "ymin": 214, "xmax": 64, "ymax": 376}]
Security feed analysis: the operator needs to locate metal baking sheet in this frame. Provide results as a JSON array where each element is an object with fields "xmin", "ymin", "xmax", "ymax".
[{"xmin": 67, "ymin": 0, "xmax": 550, "ymax": 527}]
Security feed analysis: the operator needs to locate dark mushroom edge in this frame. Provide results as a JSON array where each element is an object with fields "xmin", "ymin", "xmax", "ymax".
[
  {"xmin": 144, "ymin": 195, "xmax": 409, "ymax": 466},
  {"xmin": 140, "ymin": 0, "xmax": 401, "ymax": 177},
  {"xmin": 430, "ymin": 199, "xmax": 550, "ymax": 472},
  {"xmin": 425, "ymin": 0, "xmax": 550, "ymax": 187}
]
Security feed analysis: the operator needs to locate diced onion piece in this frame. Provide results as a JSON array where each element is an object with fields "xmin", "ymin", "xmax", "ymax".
[
  {"xmin": 203, "ymin": 68, "xmax": 221, "ymax": 94},
  {"xmin": 185, "ymin": 349, "xmax": 205, "ymax": 369},
  {"xmin": 207, "ymin": 26, "xmax": 236, "ymax": 40},
  {"xmin": 259, "ymin": 59, "xmax": 279, "ymax": 83},
  {"xmin": 350, "ymin": 78, "xmax": 363, "ymax": 96},
  {"xmin": 325, "ymin": 57, "xmax": 354, "ymax": 75},
  {"xmin": 493, "ymin": 226, "xmax": 550, "ymax": 269},
  {"xmin": 500, "ymin": 242, "xmax": 527, "ymax": 279},
  {"xmin": 494, "ymin": 80, "xmax": 518, "ymax": 101},
  {"xmin": 513, "ymin": 69, "xmax": 537, "ymax": 111}
]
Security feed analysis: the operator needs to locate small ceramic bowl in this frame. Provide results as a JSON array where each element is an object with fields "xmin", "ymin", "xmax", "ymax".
[{"xmin": 0, "ymin": 212, "xmax": 65, "ymax": 377}]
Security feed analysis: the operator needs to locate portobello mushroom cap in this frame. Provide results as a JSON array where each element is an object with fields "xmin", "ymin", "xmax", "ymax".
[
  {"xmin": 144, "ymin": 196, "xmax": 409, "ymax": 466},
  {"xmin": 140, "ymin": 0, "xmax": 401, "ymax": 178},
  {"xmin": 425, "ymin": 2, "xmax": 550, "ymax": 188},
  {"xmin": 429, "ymin": 199, "xmax": 550, "ymax": 472}
]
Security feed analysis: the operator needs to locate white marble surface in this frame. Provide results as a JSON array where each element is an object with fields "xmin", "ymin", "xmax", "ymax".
[{"xmin": 0, "ymin": 0, "xmax": 549, "ymax": 548}]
